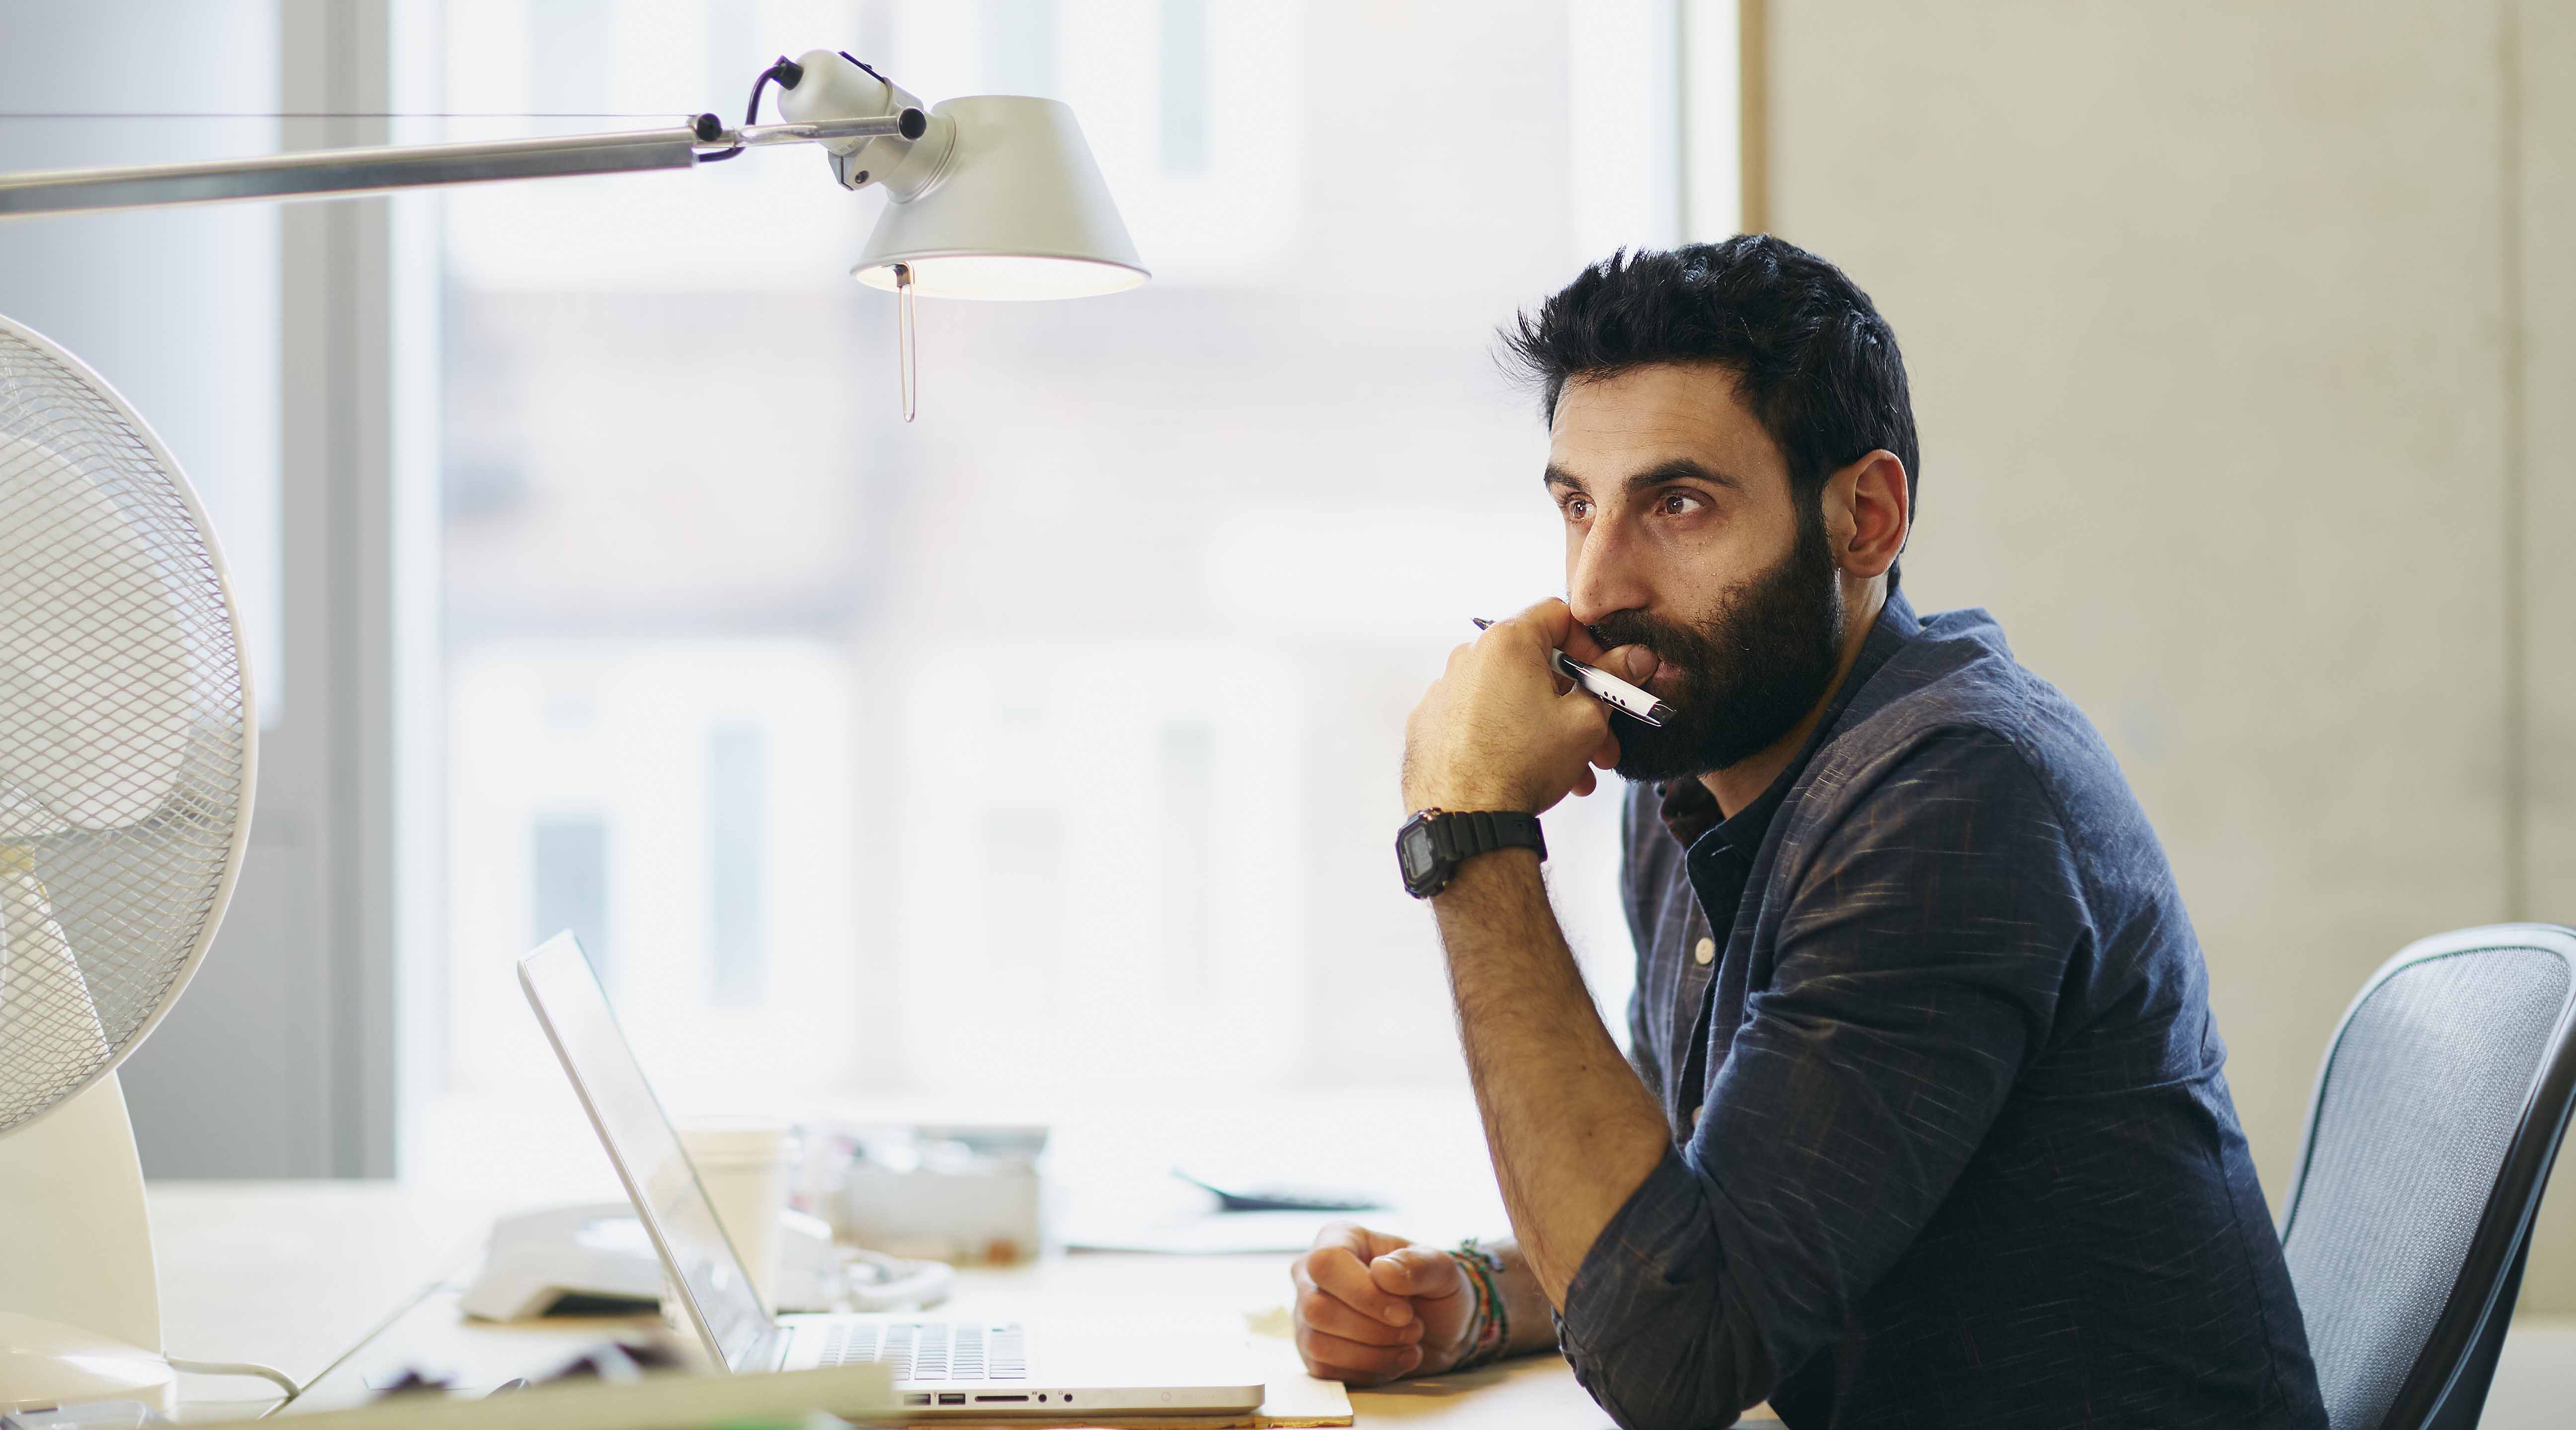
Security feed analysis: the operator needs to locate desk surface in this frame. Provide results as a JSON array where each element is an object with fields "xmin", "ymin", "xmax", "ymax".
[
  {"xmin": 149, "ymin": 1181, "xmax": 2576, "ymax": 1430},
  {"xmin": 146, "ymin": 1181, "xmax": 1615, "ymax": 1427}
]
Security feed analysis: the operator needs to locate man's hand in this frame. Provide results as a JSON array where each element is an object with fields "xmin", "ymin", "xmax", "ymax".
[
  {"xmin": 1402, "ymin": 598, "xmax": 1623, "ymax": 815},
  {"xmin": 1289, "ymin": 1224, "xmax": 1475, "ymax": 1384}
]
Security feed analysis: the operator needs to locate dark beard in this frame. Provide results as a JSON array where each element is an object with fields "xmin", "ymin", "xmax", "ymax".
[{"xmin": 1589, "ymin": 509, "xmax": 1846, "ymax": 782}]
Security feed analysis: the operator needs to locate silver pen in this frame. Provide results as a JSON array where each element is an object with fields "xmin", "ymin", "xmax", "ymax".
[{"xmin": 1471, "ymin": 617, "xmax": 1672, "ymax": 728}]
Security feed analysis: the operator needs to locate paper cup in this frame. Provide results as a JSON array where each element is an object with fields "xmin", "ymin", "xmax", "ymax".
[{"xmin": 678, "ymin": 1118, "xmax": 797, "ymax": 1307}]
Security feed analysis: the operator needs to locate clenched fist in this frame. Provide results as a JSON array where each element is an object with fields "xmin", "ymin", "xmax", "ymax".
[{"xmin": 1288, "ymin": 1223, "xmax": 1478, "ymax": 1384}]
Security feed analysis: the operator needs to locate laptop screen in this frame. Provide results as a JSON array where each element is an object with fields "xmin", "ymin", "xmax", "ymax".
[{"xmin": 519, "ymin": 933, "xmax": 772, "ymax": 1369}]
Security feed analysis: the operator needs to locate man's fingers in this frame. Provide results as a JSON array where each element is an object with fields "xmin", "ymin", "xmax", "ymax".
[
  {"xmin": 1602, "ymin": 642, "xmax": 1659, "ymax": 683},
  {"xmin": 1590, "ymin": 727, "xmax": 1623, "ymax": 771},
  {"xmin": 1312, "ymin": 1222, "xmax": 1415, "ymax": 1266},
  {"xmin": 1559, "ymin": 617, "xmax": 1610, "ymax": 667},
  {"xmin": 1310, "ymin": 1221, "xmax": 1369, "ymax": 1255},
  {"xmin": 1474, "ymin": 616, "xmax": 1566, "ymax": 691},
  {"xmin": 1368, "ymin": 1246, "xmax": 1468, "ymax": 1304},
  {"xmin": 1357, "ymin": 1226, "xmax": 1420, "ymax": 1262},
  {"xmin": 1506, "ymin": 597, "xmax": 1580, "ymax": 652},
  {"xmin": 1308, "ymin": 1245, "xmax": 1417, "ymax": 1327},
  {"xmin": 1297, "ymin": 1328, "xmax": 1424, "ymax": 1385},
  {"xmin": 1299, "ymin": 1289, "xmax": 1425, "ymax": 1347},
  {"xmin": 1561, "ymin": 685, "xmax": 1614, "ymax": 741},
  {"xmin": 1546, "ymin": 608, "xmax": 1650, "ymax": 684}
]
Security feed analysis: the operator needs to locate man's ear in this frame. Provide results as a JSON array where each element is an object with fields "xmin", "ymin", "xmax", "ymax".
[{"xmin": 1822, "ymin": 449, "xmax": 1909, "ymax": 580}]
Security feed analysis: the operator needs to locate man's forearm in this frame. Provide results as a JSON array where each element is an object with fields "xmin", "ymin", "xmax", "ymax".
[{"xmin": 1432, "ymin": 849, "xmax": 1670, "ymax": 1307}]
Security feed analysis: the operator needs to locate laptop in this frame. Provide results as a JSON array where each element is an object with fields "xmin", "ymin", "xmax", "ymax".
[{"xmin": 518, "ymin": 933, "xmax": 1266, "ymax": 1417}]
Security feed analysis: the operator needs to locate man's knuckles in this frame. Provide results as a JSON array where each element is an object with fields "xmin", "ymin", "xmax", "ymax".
[
  {"xmin": 1299, "ymin": 1290, "xmax": 1422, "ymax": 1346},
  {"xmin": 1305, "ymin": 1255, "xmax": 1412, "ymax": 1321},
  {"xmin": 1512, "ymin": 597, "xmax": 1575, "ymax": 636},
  {"xmin": 1370, "ymin": 1246, "xmax": 1458, "ymax": 1297},
  {"xmin": 1297, "ymin": 1329, "xmax": 1420, "ymax": 1383},
  {"xmin": 1294, "ymin": 1325, "xmax": 1390, "ymax": 1367}
]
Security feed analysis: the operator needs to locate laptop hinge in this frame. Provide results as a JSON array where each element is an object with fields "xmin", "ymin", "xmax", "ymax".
[{"xmin": 743, "ymin": 1323, "xmax": 795, "ymax": 1373}]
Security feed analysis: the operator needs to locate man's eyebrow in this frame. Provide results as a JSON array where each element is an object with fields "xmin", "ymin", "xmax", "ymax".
[
  {"xmin": 1622, "ymin": 457, "xmax": 1743, "ymax": 497},
  {"xmin": 1543, "ymin": 458, "xmax": 1744, "ymax": 497}
]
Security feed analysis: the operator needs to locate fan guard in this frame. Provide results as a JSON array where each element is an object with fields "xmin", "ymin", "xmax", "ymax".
[{"xmin": 0, "ymin": 315, "xmax": 255, "ymax": 1138}]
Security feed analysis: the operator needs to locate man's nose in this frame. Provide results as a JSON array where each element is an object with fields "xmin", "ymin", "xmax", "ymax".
[{"xmin": 1568, "ymin": 516, "xmax": 1651, "ymax": 627}]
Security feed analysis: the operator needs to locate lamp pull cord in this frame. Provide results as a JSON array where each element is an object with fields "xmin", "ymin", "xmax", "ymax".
[{"xmin": 895, "ymin": 262, "xmax": 918, "ymax": 423}]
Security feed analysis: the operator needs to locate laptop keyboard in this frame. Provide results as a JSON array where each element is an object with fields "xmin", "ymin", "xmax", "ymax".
[{"xmin": 818, "ymin": 1322, "xmax": 1028, "ymax": 1383}]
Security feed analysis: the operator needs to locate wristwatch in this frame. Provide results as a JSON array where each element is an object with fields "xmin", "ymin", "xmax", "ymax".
[{"xmin": 1395, "ymin": 808, "xmax": 1547, "ymax": 899}]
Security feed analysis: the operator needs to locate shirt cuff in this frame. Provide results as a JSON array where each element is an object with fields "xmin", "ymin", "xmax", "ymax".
[{"xmin": 1554, "ymin": 1144, "xmax": 1722, "ymax": 1358}]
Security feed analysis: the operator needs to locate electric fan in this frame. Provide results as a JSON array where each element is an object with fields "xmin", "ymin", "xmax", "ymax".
[{"xmin": 0, "ymin": 313, "xmax": 257, "ymax": 1412}]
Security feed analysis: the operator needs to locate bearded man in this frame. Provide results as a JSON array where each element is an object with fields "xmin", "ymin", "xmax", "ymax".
[{"xmin": 1288, "ymin": 238, "xmax": 2327, "ymax": 1430}]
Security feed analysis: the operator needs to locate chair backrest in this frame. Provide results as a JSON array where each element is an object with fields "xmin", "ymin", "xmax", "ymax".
[{"xmin": 2279, "ymin": 924, "xmax": 2576, "ymax": 1430}]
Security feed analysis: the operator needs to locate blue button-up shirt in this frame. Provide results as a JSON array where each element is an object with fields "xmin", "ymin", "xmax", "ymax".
[{"xmin": 1555, "ymin": 592, "xmax": 2326, "ymax": 1430}]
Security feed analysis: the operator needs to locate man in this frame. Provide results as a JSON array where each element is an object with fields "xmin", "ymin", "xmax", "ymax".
[{"xmin": 1289, "ymin": 238, "xmax": 2325, "ymax": 1429}]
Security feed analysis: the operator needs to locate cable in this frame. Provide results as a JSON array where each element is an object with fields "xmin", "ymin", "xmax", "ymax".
[
  {"xmin": 166, "ymin": 1356, "xmax": 302, "ymax": 1403},
  {"xmin": 694, "ymin": 55, "xmax": 805, "ymax": 164}
]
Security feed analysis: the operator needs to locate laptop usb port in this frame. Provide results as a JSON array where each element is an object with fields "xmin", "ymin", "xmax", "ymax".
[
  {"xmin": 937, "ymin": 1393, "xmax": 967, "ymax": 1405},
  {"xmin": 974, "ymin": 1395, "xmax": 1030, "ymax": 1403},
  {"xmin": 902, "ymin": 1394, "xmax": 931, "ymax": 1406}
]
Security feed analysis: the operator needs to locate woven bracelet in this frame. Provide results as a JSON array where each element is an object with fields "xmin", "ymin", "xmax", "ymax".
[{"xmin": 1448, "ymin": 1239, "xmax": 1511, "ymax": 1370}]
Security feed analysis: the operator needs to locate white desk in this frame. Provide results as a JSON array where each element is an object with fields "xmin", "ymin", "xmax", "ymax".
[
  {"xmin": 147, "ymin": 1181, "xmax": 2576, "ymax": 1429},
  {"xmin": 145, "ymin": 1181, "xmax": 1612, "ymax": 1426}
]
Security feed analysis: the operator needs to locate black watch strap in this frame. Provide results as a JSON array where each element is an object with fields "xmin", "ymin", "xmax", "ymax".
[
  {"xmin": 1398, "ymin": 808, "xmax": 1547, "ymax": 898},
  {"xmin": 1440, "ymin": 810, "xmax": 1547, "ymax": 866}
]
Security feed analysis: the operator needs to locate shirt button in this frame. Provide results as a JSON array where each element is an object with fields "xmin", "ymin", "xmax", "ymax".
[{"xmin": 1693, "ymin": 936, "xmax": 1715, "ymax": 966}]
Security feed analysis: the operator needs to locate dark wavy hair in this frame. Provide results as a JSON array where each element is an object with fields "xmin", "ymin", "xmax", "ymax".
[{"xmin": 1501, "ymin": 236, "xmax": 1920, "ymax": 586}]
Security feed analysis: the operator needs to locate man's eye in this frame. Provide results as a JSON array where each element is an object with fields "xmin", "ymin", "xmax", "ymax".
[
  {"xmin": 1563, "ymin": 497, "xmax": 1592, "ymax": 520},
  {"xmin": 1659, "ymin": 492, "xmax": 1703, "ymax": 515}
]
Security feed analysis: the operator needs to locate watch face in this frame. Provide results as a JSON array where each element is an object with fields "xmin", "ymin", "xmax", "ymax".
[{"xmin": 1398, "ymin": 824, "xmax": 1438, "ymax": 883}]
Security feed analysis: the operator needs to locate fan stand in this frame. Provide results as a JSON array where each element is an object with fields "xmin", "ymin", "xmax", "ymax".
[{"xmin": 0, "ymin": 1072, "xmax": 175, "ymax": 1413}]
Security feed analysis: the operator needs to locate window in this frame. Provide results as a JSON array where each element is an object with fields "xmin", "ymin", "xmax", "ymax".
[
  {"xmin": 706, "ymin": 724, "xmax": 768, "ymax": 1008},
  {"xmin": 1157, "ymin": 0, "xmax": 1210, "ymax": 175},
  {"xmin": 981, "ymin": 0, "xmax": 1058, "ymax": 98},
  {"xmin": 420, "ymin": 0, "xmax": 1737, "ymax": 1188},
  {"xmin": 531, "ymin": 815, "xmax": 612, "ymax": 986}
]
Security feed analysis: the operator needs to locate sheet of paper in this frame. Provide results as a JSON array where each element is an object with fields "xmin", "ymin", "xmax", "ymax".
[{"xmin": 1059, "ymin": 1209, "xmax": 1350, "ymax": 1256}]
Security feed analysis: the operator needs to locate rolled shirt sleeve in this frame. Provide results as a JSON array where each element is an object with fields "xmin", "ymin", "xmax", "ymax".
[{"xmin": 1556, "ymin": 729, "xmax": 2090, "ymax": 1430}]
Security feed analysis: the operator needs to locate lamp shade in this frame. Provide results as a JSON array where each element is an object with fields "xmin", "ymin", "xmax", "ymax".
[{"xmin": 854, "ymin": 96, "xmax": 1148, "ymax": 300}]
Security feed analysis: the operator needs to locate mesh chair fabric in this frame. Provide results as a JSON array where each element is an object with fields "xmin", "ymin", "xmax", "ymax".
[{"xmin": 2282, "ymin": 943, "xmax": 2572, "ymax": 1430}]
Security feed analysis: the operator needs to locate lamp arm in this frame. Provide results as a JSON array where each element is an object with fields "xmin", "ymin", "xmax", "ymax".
[{"xmin": 0, "ymin": 109, "xmax": 925, "ymax": 221}]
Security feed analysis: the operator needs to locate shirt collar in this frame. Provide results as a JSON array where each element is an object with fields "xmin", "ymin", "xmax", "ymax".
[{"xmin": 1654, "ymin": 589, "xmax": 1919, "ymax": 852}]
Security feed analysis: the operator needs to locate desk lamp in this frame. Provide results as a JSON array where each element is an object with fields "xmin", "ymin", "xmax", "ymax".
[{"xmin": 0, "ymin": 49, "xmax": 1150, "ymax": 417}]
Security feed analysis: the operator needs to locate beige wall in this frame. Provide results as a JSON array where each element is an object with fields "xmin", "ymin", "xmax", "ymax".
[
  {"xmin": 1765, "ymin": 0, "xmax": 2573, "ymax": 1308},
  {"xmin": 2519, "ymin": 0, "xmax": 2576, "ymax": 1314}
]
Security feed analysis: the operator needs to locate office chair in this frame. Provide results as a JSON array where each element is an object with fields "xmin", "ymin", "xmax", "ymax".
[{"xmin": 2277, "ymin": 924, "xmax": 2576, "ymax": 1430}]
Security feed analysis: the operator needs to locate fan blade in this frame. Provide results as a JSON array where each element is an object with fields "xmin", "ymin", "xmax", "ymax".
[
  {"xmin": 0, "ymin": 850, "xmax": 111, "ymax": 1125},
  {"xmin": 0, "ymin": 433, "xmax": 197, "ymax": 832}
]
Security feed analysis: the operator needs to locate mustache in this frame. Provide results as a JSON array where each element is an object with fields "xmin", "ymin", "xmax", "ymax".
[
  {"xmin": 1584, "ymin": 612, "xmax": 1673, "ymax": 652},
  {"xmin": 1585, "ymin": 611, "xmax": 1734, "ymax": 666}
]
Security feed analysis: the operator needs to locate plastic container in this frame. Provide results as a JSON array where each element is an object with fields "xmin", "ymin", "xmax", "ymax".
[{"xmin": 678, "ymin": 1118, "xmax": 797, "ymax": 1307}]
